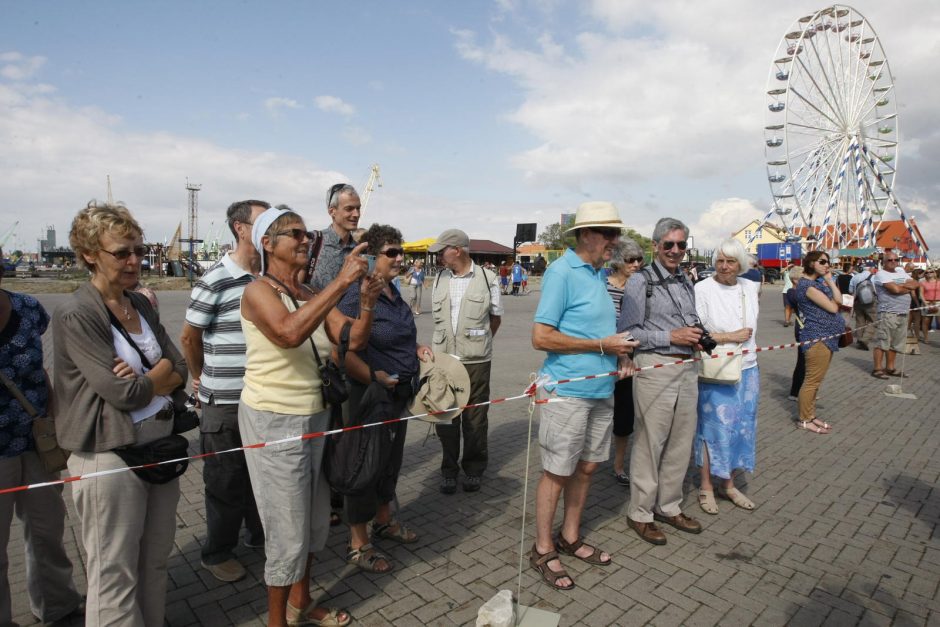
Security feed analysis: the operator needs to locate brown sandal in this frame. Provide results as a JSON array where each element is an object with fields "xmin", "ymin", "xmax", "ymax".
[
  {"xmin": 346, "ymin": 543, "xmax": 394, "ymax": 574},
  {"xmin": 529, "ymin": 545, "xmax": 575, "ymax": 590},
  {"xmin": 554, "ymin": 534, "xmax": 612, "ymax": 566}
]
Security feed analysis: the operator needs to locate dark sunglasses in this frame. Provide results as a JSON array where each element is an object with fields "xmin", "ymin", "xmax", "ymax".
[
  {"xmin": 589, "ymin": 227, "xmax": 621, "ymax": 239},
  {"xmin": 625, "ymin": 256, "xmax": 644, "ymax": 264},
  {"xmin": 661, "ymin": 240, "xmax": 688, "ymax": 251},
  {"xmin": 884, "ymin": 257, "xmax": 898, "ymax": 262},
  {"xmin": 381, "ymin": 247, "xmax": 404, "ymax": 258},
  {"xmin": 275, "ymin": 228, "xmax": 309, "ymax": 242},
  {"xmin": 818, "ymin": 258, "xmax": 830, "ymax": 265},
  {"xmin": 326, "ymin": 182, "xmax": 347, "ymax": 207},
  {"xmin": 101, "ymin": 245, "xmax": 149, "ymax": 261}
]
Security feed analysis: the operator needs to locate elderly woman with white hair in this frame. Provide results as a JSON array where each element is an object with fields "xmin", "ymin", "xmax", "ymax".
[{"xmin": 693, "ymin": 238, "xmax": 760, "ymax": 515}]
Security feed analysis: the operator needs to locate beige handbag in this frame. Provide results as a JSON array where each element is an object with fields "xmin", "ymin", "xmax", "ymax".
[
  {"xmin": 698, "ymin": 287, "xmax": 746, "ymax": 386},
  {"xmin": 0, "ymin": 370, "xmax": 69, "ymax": 473}
]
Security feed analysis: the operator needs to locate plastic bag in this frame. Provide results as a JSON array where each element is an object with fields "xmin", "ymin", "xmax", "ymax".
[{"xmin": 476, "ymin": 589, "xmax": 515, "ymax": 627}]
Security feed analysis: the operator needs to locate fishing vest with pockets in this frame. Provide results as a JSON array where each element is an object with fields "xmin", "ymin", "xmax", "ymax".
[{"xmin": 431, "ymin": 265, "xmax": 494, "ymax": 364}]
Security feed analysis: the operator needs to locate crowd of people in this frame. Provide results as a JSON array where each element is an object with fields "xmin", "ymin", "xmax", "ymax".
[{"xmin": 0, "ymin": 190, "xmax": 936, "ymax": 622}]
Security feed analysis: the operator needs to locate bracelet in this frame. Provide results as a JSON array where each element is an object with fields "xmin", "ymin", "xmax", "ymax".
[
  {"xmin": 361, "ymin": 305, "xmax": 373, "ymax": 312},
  {"xmin": 599, "ymin": 339, "xmax": 605, "ymax": 355}
]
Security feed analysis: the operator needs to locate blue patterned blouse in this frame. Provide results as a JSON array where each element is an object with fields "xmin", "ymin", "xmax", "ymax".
[
  {"xmin": 0, "ymin": 291, "xmax": 50, "ymax": 458},
  {"xmin": 796, "ymin": 277, "xmax": 843, "ymax": 353}
]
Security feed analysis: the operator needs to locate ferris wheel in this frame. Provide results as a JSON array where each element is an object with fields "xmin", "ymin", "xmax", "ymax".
[{"xmin": 759, "ymin": 5, "xmax": 923, "ymax": 255}]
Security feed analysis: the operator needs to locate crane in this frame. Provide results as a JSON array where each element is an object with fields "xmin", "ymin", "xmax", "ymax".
[
  {"xmin": 0, "ymin": 221, "xmax": 18, "ymax": 249},
  {"xmin": 359, "ymin": 164, "xmax": 382, "ymax": 221}
]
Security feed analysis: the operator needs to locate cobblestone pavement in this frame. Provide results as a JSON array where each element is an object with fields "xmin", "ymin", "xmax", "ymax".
[{"xmin": 10, "ymin": 285, "xmax": 940, "ymax": 626}]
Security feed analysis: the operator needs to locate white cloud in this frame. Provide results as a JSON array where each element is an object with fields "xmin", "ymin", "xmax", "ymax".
[
  {"xmin": 314, "ymin": 95, "xmax": 355, "ymax": 116},
  {"xmin": 689, "ymin": 198, "xmax": 763, "ymax": 250},
  {"xmin": 263, "ymin": 97, "xmax": 302, "ymax": 117},
  {"xmin": 0, "ymin": 52, "xmax": 46, "ymax": 80}
]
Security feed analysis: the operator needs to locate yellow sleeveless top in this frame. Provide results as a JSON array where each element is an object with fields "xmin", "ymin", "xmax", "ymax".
[{"xmin": 241, "ymin": 292, "xmax": 332, "ymax": 415}]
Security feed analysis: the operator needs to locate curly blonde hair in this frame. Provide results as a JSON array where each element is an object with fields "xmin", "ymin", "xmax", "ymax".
[{"xmin": 69, "ymin": 200, "xmax": 143, "ymax": 272}]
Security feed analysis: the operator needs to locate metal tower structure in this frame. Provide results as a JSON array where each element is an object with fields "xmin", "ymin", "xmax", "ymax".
[{"xmin": 181, "ymin": 179, "xmax": 203, "ymax": 285}]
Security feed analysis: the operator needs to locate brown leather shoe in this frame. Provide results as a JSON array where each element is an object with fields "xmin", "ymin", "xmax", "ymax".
[
  {"xmin": 653, "ymin": 512, "xmax": 702, "ymax": 534},
  {"xmin": 627, "ymin": 518, "xmax": 666, "ymax": 545}
]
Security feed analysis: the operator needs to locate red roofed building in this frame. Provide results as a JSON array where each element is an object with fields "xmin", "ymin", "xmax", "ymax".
[{"xmin": 793, "ymin": 219, "xmax": 928, "ymax": 261}]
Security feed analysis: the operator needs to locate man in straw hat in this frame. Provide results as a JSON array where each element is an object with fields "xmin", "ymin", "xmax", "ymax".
[
  {"xmin": 530, "ymin": 201, "xmax": 638, "ymax": 590},
  {"xmin": 619, "ymin": 217, "xmax": 704, "ymax": 545},
  {"xmin": 427, "ymin": 229, "xmax": 502, "ymax": 494}
]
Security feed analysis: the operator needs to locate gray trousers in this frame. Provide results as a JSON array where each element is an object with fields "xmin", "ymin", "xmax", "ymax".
[
  {"xmin": 436, "ymin": 361, "xmax": 491, "ymax": 479},
  {"xmin": 628, "ymin": 353, "xmax": 699, "ymax": 523},
  {"xmin": 854, "ymin": 305, "xmax": 876, "ymax": 345},
  {"xmin": 0, "ymin": 451, "xmax": 82, "ymax": 624},
  {"xmin": 68, "ymin": 448, "xmax": 180, "ymax": 627}
]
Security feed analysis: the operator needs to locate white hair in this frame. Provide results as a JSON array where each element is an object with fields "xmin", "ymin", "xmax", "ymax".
[{"xmin": 711, "ymin": 238, "xmax": 750, "ymax": 271}]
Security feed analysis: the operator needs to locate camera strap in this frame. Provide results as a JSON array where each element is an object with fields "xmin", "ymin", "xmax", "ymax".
[{"xmin": 648, "ymin": 262, "xmax": 697, "ymax": 327}]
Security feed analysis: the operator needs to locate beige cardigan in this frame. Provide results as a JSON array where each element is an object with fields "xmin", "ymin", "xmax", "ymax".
[{"xmin": 52, "ymin": 282, "xmax": 188, "ymax": 452}]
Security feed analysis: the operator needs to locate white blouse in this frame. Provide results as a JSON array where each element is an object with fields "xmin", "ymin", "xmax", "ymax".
[
  {"xmin": 111, "ymin": 315, "xmax": 172, "ymax": 423},
  {"xmin": 694, "ymin": 277, "xmax": 760, "ymax": 368}
]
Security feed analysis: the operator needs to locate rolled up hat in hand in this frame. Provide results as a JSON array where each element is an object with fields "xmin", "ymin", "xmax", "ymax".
[{"xmin": 408, "ymin": 353, "xmax": 471, "ymax": 423}]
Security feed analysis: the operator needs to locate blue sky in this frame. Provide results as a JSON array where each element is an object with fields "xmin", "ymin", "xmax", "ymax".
[{"xmin": 2, "ymin": 1, "xmax": 937, "ymax": 255}]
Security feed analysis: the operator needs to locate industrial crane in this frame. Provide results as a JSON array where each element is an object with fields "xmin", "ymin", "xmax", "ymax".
[
  {"xmin": 359, "ymin": 164, "xmax": 382, "ymax": 221},
  {"xmin": 0, "ymin": 221, "xmax": 19, "ymax": 249}
]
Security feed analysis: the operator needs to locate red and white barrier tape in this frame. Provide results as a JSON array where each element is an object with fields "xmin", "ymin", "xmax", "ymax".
[{"xmin": 2, "ymin": 310, "xmax": 927, "ymax": 495}]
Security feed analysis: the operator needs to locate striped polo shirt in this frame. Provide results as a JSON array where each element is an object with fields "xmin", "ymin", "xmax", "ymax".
[{"xmin": 184, "ymin": 253, "xmax": 254, "ymax": 405}]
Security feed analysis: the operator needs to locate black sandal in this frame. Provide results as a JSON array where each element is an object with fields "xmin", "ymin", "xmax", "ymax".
[
  {"xmin": 529, "ymin": 545, "xmax": 574, "ymax": 590},
  {"xmin": 885, "ymin": 369, "xmax": 909, "ymax": 378}
]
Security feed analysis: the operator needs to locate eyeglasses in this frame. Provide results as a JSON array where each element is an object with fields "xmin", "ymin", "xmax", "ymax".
[
  {"xmin": 625, "ymin": 256, "xmax": 644, "ymax": 264},
  {"xmin": 275, "ymin": 228, "xmax": 309, "ymax": 242},
  {"xmin": 818, "ymin": 259, "xmax": 830, "ymax": 265},
  {"xmin": 661, "ymin": 240, "xmax": 688, "ymax": 251},
  {"xmin": 588, "ymin": 227, "xmax": 621, "ymax": 239},
  {"xmin": 380, "ymin": 247, "xmax": 404, "ymax": 258},
  {"xmin": 884, "ymin": 257, "xmax": 898, "ymax": 262},
  {"xmin": 326, "ymin": 182, "xmax": 347, "ymax": 207},
  {"xmin": 101, "ymin": 245, "xmax": 149, "ymax": 261}
]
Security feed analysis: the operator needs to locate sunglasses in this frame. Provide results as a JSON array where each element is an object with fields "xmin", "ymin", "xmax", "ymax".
[
  {"xmin": 326, "ymin": 182, "xmax": 347, "ymax": 207},
  {"xmin": 101, "ymin": 245, "xmax": 149, "ymax": 261},
  {"xmin": 588, "ymin": 227, "xmax": 621, "ymax": 239},
  {"xmin": 275, "ymin": 228, "xmax": 309, "ymax": 242},
  {"xmin": 661, "ymin": 240, "xmax": 688, "ymax": 251},
  {"xmin": 884, "ymin": 258, "xmax": 898, "ymax": 262},
  {"xmin": 625, "ymin": 256, "xmax": 644, "ymax": 264},
  {"xmin": 380, "ymin": 247, "xmax": 404, "ymax": 258},
  {"xmin": 818, "ymin": 259, "xmax": 830, "ymax": 265}
]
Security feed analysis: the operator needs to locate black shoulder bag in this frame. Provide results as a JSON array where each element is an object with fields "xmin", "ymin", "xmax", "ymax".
[{"xmin": 106, "ymin": 307, "xmax": 193, "ymax": 484}]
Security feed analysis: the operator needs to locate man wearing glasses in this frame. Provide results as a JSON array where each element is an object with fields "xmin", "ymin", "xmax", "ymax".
[
  {"xmin": 619, "ymin": 217, "xmax": 704, "ymax": 545},
  {"xmin": 529, "ymin": 202, "xmax": 637, "ymax": 590},
  {"xmin": 427, "ymin": 229, "xmax": 503, "ymax": 494},
  {"xmin": 180, "ymin": 200, "xmax": 269, "ymax": 582},
  {"xmin": 309, "ymin": 183, "xmax": 361, "ymax": 291},
  {"xmin": 871, "ymin": 253, "xmax": 920, "ymax": 377}
]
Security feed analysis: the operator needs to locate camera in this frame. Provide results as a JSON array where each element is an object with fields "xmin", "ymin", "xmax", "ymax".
[{"xmin": 693, "ymin": 323, "xmax": 718, "ymax": 355}]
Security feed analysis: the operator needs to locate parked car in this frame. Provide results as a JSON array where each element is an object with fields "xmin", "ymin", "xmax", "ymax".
[{"xmin": 697, "ymin": 266, "xmax": 716, "ymax": 282}]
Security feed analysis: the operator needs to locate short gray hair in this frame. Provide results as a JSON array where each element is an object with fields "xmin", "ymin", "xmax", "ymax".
[
  {"xmin": 327, "ymin": 184, "xmax": 358, "ymax": 209},
  {"xmin": 652, "ymin": 217, "xmax": 689, "ymax": 242},
  {"xmin": 711, "ymin": 238, "xmax": 750, "ymax": 270},
  {"xmin": 610, "ymin": 238, "xmax": 644, "ymax": 271}
]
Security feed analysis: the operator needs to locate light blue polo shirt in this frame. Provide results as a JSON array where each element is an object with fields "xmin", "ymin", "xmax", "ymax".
[{"xmin": 534, "ymin": 248, "xmax": 617, "ymax": 398}]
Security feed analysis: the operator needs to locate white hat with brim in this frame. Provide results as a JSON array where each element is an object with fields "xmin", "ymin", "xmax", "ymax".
[
  {"xmin": 564, "ymin": 201, "xmax": 626, "ymax": 234},
  {"xmin": 408, "ymin": 353, "xmax": 472, "ymax": 423}
]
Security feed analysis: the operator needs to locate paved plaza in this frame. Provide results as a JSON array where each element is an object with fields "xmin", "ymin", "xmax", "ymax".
[{"xmin": 9, "ymin": 284, "xmax": 940, "ymax": 626}]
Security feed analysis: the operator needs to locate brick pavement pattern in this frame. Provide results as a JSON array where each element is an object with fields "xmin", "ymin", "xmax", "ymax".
[{"xmin": 8, "ymin": 286, "xmax": 940, "ymax": 626}]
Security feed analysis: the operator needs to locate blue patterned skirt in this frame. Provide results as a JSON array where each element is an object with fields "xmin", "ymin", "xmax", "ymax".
[{"xmin": 694, "ymin": 366, "xmax": 759, "ymax": 479}]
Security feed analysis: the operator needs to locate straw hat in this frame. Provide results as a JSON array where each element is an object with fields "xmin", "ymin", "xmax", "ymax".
[
  {"xmin": 564, "ymin": 201, "xmax": 626, "ymax": 233},
  {"xmin": 408, "ymin": 353, "xmax": 471, "ymax": 423}
]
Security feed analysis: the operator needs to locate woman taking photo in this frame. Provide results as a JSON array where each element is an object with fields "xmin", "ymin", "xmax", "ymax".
[
  {"xmin": 795, "ymin": 250, "xmax": 843, "ymax": 434},
  {"xmin": 605, "ymin": 238, "xmax": 643, "ymax": 487},
  {"xmin": 239, "ymin": 207, "xmax": 381, "ymax": 627},
  {"xmin": 338, "ymin": 224, "xmax": 433, "ymax": 575},
  {"xmin": 693, "ymin": 239, "xmax": 760, "ymax": 514},
  {"xmin": 54, "ymin": 201, "xmax": 188, "ymax": 626}
]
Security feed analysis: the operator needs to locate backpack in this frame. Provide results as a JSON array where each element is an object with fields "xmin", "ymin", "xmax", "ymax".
[{"xmin": 855, "ymin": 277, "xmax": 875, "ymax": 306}]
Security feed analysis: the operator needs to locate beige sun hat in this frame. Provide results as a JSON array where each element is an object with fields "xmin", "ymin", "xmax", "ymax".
[
  {"xmin": 408, "ymin": 353, "xmax": 471, "ymax": 423},
  {"xmin": 564, "ymin": 201, "xmax": 627, "ymax": 233}
]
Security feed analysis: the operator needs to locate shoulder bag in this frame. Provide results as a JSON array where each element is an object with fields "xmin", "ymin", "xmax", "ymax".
[
  {"xmin": 0, "ymin": 370, "xmax": 69, "ymax": 473},
  {"xmin": 698, "ymin": 286, "xmax": 746, "ymax": 385}
]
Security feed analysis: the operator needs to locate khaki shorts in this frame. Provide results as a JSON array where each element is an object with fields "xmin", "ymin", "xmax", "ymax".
[
  {"xmin": 875, "ymin": 312, "xmax": 908, "ymax": 353},
  {"xmin": 538, "ymin": 391, "xmax": 613, "ymax": 476}
]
